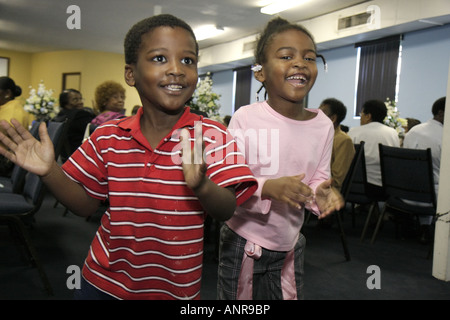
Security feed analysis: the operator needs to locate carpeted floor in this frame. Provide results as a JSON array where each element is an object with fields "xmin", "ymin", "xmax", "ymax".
[{"xmin": 1, "ymin": 194, "xmax": 449, "ymax": 300}]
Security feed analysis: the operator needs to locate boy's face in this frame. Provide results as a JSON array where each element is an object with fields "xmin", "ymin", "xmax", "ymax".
[
  {"xmin": 125, "ymin": 26, "xmax": 198, "ymax": 114},
  {"xmin": 255, "ymin": 29, "xmax": 318, "ymax": 108}
]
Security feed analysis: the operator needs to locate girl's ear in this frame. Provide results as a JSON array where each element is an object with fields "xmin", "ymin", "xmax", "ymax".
[
  {"xmin": 124, "ymin": 64, "xmax": 136, "ymax": 87},
  {"xmin": 253, "ymin": 68, "xmax": 266, "ymax": 84}
]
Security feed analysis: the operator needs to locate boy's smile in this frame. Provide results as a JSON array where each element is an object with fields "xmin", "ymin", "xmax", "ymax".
[{"xmin": 125, "ymin": 26, "xmax": 198, "ymax": 114}]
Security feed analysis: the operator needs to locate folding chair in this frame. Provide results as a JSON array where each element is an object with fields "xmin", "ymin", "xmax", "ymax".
[
  {"xmin": 0, "ymin": 120, "xmax": 68, "ymax": 295},
  {"xmin": 0, "ymin": 121, "xmax": 40, "ymax": 194},
  {"xmin": 371, "ymin": 145, "xmax": 436, "ymax": 250},
  {"xmin": 342, "ymin": 142, "xmax": 384, "ymax": 242}
]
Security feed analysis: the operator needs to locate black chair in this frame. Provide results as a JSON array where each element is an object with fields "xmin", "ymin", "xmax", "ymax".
[
  {"xmin": 371, "ymin": 144, "xmax": 436, "ymax": 247},
  {"xmin": 0, "ymin": 121, "xmax": 40, "ymax": 194},
  {"xmin": 331, "ymin": 142, "xmax": 368, "ymax": 261},
  {"xmin": 343, "ymin": 142, "xmax": 383, "ymax": 242},
  {"xmin": 0, "ymin": 120, "xmax": 68, "ymax": 296},
  {"xmin": 305, "ymin": 142, "xmax": 366, "ymax": 261}
]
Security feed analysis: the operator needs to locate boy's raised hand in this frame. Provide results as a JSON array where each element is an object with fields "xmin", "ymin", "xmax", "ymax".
[
  {"xmin": 0, "ymin": 119, "xmax": 55, "ymax": 177},
  {"xmin": 315, "ymin": 178, "xmax": 344, "ymax": 218},
  {"xmin": 179, "ymin": 122, "xmax": 207, "ymax": 191}
]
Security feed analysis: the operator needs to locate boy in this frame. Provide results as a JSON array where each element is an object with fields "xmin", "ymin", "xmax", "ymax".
[{"xmin": 0, "ymin": 14, "xmax": 257, "ymax": 300}]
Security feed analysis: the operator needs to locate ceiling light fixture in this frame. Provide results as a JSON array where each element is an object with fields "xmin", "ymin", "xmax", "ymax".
[
  {"xmin": 194, "ymin": 25, "xmax": 225, "ymax": 41},
  {"xmin": 260, "ymin": 0, "xmax": 310, "ymax": 15}
]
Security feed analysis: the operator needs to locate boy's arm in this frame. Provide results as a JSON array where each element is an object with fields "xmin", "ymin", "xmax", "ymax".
[
  {"xmin": 191, "ymin": 177, "xmax": 236, "ymax": 221},
  {"xmin": 180, "ymin": 124, "xmax": 236, "ymax": 221},
  {"xmin": 41, "ymin": 161, "xmax": 101, "ymax": 217}
]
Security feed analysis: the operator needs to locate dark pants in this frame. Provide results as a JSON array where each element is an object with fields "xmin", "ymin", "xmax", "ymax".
[
  {"xmin": 217, "ymin": 224, "xmax": 305, "ymax": 300},
  {"xmin": 73, "ymin": 277, "xmax": 117, "ymax": 300}
]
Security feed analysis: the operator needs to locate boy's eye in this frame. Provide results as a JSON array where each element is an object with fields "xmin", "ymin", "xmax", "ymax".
[
  {"xmin": 152, "ymin": 55, "xmax": 166, "ymax": 63},
  {"xmin": 181, "ymin": 57, "xmax": 195, "ymax": 65},
  {"xmin": 305, "ymin": 56, "xmax": 317, "ymax": 62},
  {"xmin": 281, "ymin": 55, "xmax": 292, "ymax": 60}
]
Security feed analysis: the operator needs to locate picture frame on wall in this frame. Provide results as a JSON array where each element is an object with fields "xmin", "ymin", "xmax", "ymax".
[
  {"xmin": 0, "ymin": 57, "xmax": 9, "ymax": 76},
  {"xmin": 62, "ymin": 72, "xmax": 81, "ymax": 91}
]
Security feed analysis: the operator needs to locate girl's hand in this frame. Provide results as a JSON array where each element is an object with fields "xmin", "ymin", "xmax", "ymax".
[
  {"xmin": 0, "ymin": 119, "xmax": 55, "ymax": 177},
  {"xmin": 262, "ymin": 174, "xmax": 314, "ymax": 209},
  {"xmin": 315, "ymin": 178, "xmax": 344, "ymax": 219},
  {"xmin": 179, "ymin": 122, "xmax": 207, "ymax": 191}
]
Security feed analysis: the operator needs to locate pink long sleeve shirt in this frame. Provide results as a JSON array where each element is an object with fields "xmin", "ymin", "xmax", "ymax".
[{"xmin": 226, "ymin": 101, "xmax": 334, "ymax": 251}]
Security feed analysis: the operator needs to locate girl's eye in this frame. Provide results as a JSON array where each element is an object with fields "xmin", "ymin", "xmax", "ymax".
[
  {"xmin": 152, "ymin": 55, "xmax": 166, "ymax": 63},
  {"xmin": 281, "ymin": 56, "xmax": 292, "ymax": 60},
  {"xmin": 305, "ymin": 56, "xmax": 317, "ymax": 62}
]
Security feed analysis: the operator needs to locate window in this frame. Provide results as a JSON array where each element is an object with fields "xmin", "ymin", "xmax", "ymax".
[{"xmin": 354, "ymin": 35, "xmax": 402, "ymax": 116}]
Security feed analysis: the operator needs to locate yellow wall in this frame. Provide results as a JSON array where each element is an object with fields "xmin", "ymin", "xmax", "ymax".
[
  {"xmin": 0, "ymin": 49, "xmax": 141, "ymax": 115},
  {"xmin": 0, "ymin": 48, "xmax": 33, "ymax": 104}
]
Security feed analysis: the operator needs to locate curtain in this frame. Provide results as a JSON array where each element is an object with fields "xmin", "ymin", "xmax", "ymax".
[
  {"xmin": 233, "ymin": 66, "xmax": 252, "ymax": 112},
  {"xmin": 355, "ymin": 35, "xmax": 402, "ymax": 116}
]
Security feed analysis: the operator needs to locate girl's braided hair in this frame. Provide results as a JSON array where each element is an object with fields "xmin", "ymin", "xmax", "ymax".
[{"xmin": 254, "ymin": 16, "xmax": 317, "ymax": 65}]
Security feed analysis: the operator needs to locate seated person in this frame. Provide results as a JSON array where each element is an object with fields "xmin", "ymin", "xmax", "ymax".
[
  {"xmin": 348, "ymin": 100, "xmax": 400, "ymax": 198},
  {"xmin": 403, "ymin": 97, "xmax": 446, "ymax": 243},
  {"xmin": 319, "ymin": 98, "xmax": 355, "ymax": 191},
  {"xmin": 52, "ymin": 89, "xmax": 95, "ymax": 162},
  {"xmin": 91, "ymin": 81, "xmax": 127, "ymax": 128},
  {"xmin": 0, "ymin": 76, "xmax": 34, "ymax": 175}
]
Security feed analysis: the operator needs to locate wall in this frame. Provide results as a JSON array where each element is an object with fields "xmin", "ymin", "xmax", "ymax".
[
  {"xmin": 211, "ymin": 23, "xmax": 450, "ymax": 131},
  {"xmin": 308, "ymin": 45, "xmax": 358, "ymax": 127},
  {"xmin": 29, "ymin": 50, "xmax": 141, "ymax": 114},
  {"xmin": 397, "ymin": 24, "xmax": 450, "ymax": 122},
  {"xmin": 0, "ymin": 49, "xmax": 33, "ymax": 104},
  {"xmin": 0, "ymin": 49, "xmax": 141, "ymax": 115},
  {"xmin": 210, "ymin": 69, "xmax": 234, "ymax": 117}
]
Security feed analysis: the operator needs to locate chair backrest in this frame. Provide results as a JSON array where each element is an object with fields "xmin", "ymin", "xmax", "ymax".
[
  {"xmin": 342, "ymin": 142, "xmax": 374, "ymax": 204},
  {"xmin": 23, "ymin": 120, "xmax": 68, "ymax": 206},
  {"xmin": 378, "ymin": 144, "xmax": 436, "ymax": 206},
  {"xmin": 9, "ymin": 121, "xmax": 41, "ymax": 193},
  {"xmin": 47, "ymin": 120, "xmax": 69, "ymax": 160}
]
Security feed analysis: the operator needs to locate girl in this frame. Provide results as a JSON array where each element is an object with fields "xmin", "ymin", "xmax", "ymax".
[
  {"xmin": 217, "ymin": 17, "xmax": 344, "ymax": 300},
  {"xmin": 0, "ymin": 14, "xmax": 257, "ymax": 300}
]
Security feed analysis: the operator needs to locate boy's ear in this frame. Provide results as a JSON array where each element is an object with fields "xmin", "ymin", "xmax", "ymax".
[{"xmin": 124, "ymin": 64, "xmax": 136, "ymax": 87}]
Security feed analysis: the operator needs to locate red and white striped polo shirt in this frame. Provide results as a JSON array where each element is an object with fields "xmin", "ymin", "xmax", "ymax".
[{"xmin": 62, "ymin": 107, "xmax": 257, "ymax": 300}]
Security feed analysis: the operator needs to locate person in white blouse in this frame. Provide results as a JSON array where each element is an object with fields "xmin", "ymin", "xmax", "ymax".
[
  {"xmin": 403, "ymin": 96, "xmax": 446, "ymax": 243},
  {"xmin": 348, "ymin": 100, "xmax": 400, "ymax": 199}
]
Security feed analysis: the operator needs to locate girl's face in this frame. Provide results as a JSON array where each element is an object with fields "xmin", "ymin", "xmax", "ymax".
[
  {"xmin": 256, "ymin": 29, "xmax": 318, "ymax": 108},
  {"xmin": 125, "ymin": 26, "xmax": 198, "ymax": 114}
]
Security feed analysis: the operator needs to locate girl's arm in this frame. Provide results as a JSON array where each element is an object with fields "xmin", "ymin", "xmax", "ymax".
[{"xmin": 0, "ymin": 119, "xmax": 100, "ymax": 217}]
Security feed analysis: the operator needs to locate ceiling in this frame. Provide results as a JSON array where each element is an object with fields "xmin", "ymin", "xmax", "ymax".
[{"xmin": 0, "ymin": 0, "xmax": 371, "ymax": 54}]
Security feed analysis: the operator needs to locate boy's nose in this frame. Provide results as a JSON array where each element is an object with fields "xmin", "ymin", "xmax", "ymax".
[{"xmin": 166, "ymin": 61, "xmax": 185, "ymax": 76}]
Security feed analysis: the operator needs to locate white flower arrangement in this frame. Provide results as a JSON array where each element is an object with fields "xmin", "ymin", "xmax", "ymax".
[
  {"xmin": 24, "ymin": 81, "xmax": 58, "ymax": 122},
  {"xmin": 383, "ymin": 97, "xmax": 406, "ymax": 136},
  {"xmin": 189, "ymin": 73, "xmax": 221, "ymax": 119}
]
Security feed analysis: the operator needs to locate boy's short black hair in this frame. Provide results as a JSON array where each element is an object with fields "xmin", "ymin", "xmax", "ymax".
[
  {"xmin": 362, "ymin": 99, "xmax": 387, "ymax": 123},
  {"xmin": 124, "ymin": 14, "xmax": 198, "ymax": 65},
  {"xmin": 321, "ymin": 98, "xmax": 347, "ymax": 125}
]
